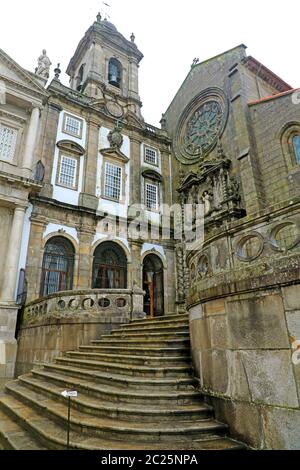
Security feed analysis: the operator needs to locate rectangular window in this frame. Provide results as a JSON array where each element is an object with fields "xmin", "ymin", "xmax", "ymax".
[
  {"xmin": 104, "ymin": 163, "xmax": 122, "ymax": 201},
  {"xmin": 58, "ymin": 155, "xmax": 77, "ymax": 188},
  {"xmin": 63, "ymin": 114, "xmax": 82, "ymax": 137},
  {"xmin": 145, "ymin": 182, "xmax": 158, "ymax": 210},
  {"xmin": 0, "ymin": 124, "xmax": 17, "ymax": 161},
  {"xmin": 144, "ymin": 146, "xmax": 158, "ymax": 166}
]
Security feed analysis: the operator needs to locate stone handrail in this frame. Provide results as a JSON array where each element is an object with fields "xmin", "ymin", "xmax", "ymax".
[{"xmin": 23, "ymin": 288, "xmax": 145, "ymax": 325}]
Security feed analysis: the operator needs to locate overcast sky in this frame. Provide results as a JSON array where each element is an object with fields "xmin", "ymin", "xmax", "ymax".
[{"xmin": 1, "ymin": 0, "xmax": 299, "ymax": 126}]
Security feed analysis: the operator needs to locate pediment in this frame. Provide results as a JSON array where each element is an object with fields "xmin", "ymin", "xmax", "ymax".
[
  {"xmin": 178, "ymin": 172, "xmax": 199, "ymax": 192},
  {"xmin": 57, "ymin": 140, "xmax": 85, "ymax": 155},
  {"xmin": 142, "ymin": 168, "xmax": 163, "ymax": 182},
  {"xmin": 125, "ymin": 111, "xmax": 144, "ymax": 129},
  {"xmin": 0, "ymin": 49, "xmax": 47, "ymax": 97},
  {"xmin": 100, "ymin": 147, "xmax": 129, "ymax": 163}
]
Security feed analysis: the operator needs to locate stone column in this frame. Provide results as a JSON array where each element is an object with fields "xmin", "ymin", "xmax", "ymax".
[
  {"xmin": 129, "ymin": 137, "xmax": 141, "ymax": 206},
  {"xmin": 79, "ymin": 118, "xmax": 99, "ymax": 210},
  {"xmin": 1, "ymin": 206, "xmax": 26, "ymax": 302},
  {"xmin": 22, "ymin": 107, "xmax": 40, "ymax": 171},
  {"xmin": 130, "ymin": 241, "xmax": 143, "ymax": 289},
  {"xmin": 40, "ymin": 102, "xmax": 63, "ymax": 198},
  {"xmin": 77, "ymin": 229, "xmax": 95, "ymax": 289},
  {"xmin": 25, "ymin": 216, "xmax": 46, "ymax": 302}
]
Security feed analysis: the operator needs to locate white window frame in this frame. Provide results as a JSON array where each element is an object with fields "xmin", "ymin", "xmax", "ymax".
[
  {"xmin": 103, "ymin": 162, "xmax": 122, "ymax": 202},
  {"xmin": 63, "ymin": 113, "xmax": 83, "ymax": 138},
  {"xmin": 145, "ymin": 180, "xmax": 159, "ymax": 211},
  {"xmin": 144, "ymin": 145, "xmax": 158, "ymax": 166},
  {"xmin": 0, "ymin": 123, "xmax": 18, "ymax": 162},
  {"xmin": 57, "ymin": 153, "xmax": 79, "ymax": 190}
]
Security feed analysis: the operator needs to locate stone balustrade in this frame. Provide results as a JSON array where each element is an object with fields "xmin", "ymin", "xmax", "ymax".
[
  {"xmin": 23, "ymin": 288, "xmax": 145, "ymax": 326},
  {"xmin": 17, "ymin": 288, "xmax": 145, "ymax": 375}
]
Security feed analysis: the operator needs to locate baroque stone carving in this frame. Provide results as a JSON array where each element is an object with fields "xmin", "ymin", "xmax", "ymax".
[
  {"xmin": 108, "ymin": 121, "xmax": 124, "ymax": 150},
  {"xmin": 174, "ymin": 88, "xmax": 229, "ymax": 165},
  {"xmin": 178, "ymin": 143, "xmax": 245, "ymax": 227},
  {"xmin": 35, "ymin": 50, "xmax": 51, "ymax": 79}
]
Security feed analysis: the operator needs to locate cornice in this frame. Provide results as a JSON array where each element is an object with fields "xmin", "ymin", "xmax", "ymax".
[
  {"xmin": 0, "ymin": 49, "xmax": 48, "ymax": 99},
  {"xmin": 0, "ymin": 108, "xmax": 27, "ymax": 124}
]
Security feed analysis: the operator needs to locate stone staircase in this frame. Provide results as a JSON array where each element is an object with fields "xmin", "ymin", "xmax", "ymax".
[{"xmin": 0, "ymin": 313, "xmax": 245, "ymax": 450}]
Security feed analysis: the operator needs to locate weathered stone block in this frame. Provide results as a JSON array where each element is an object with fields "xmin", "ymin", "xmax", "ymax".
[
  {"xmin": 241, "ymin": 350, "xmax": 299, "ymax": 407},
  {"xmin": 227, "ymin": 350, "xmax": 252, "ymax": 401},
  {"xmin": 286, "ymin": 310, "xmax": 300, "ymax": 338},
  {"xmin": 227, "ymin": 294, "xmax": 289, "ymax": 349},
  {"xmin": 190, "ymin": 318, "xmax": 211, "ymax": 351},
  {"xmin": 262, "ymin": 407, "xmax": 300, "ymax": 450},
  {"xmin": 282, "ymin": 285, "xmax": 300, "ymax": 310},
  {"xmin": 209, "ymin": 315, "xmax": 229, "ymax": 350},
  {"xmin": 211, "ymin": 397, "xmax": 263, "ymax": 449}
]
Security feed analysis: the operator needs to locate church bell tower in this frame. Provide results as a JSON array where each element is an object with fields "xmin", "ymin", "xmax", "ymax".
[{"xmin": 66, "ymin": 13, "xmax": 144, "ymax": 119}]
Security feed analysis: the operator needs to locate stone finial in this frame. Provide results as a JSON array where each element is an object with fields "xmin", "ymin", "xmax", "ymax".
[
  {"xmin": 130, "ymin": 33, "xmax": 135, "ymax": 43},
  {"xmin": 96, "ymin": 12, "xmax": 102, "ymax": 23},
  {"xmin": 36, "ymin": 49, "xmax": 51, "ymax": 79},
  {"xmin": 160, "ymin": 113, "xmax": 167, "ymax": 130},
  {"xmin": 54, "ymin": 63, "xmax": 61, "ymax": 80}
]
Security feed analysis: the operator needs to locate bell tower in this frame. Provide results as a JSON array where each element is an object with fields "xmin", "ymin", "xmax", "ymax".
[{"xmin": 66, "ymin": 13, "xmax": 144, "ymax": 118}]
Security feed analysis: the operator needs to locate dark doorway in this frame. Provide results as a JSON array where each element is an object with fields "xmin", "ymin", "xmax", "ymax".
[{"xmin": 143, "ymin": 254, "xmax": 164, "ymax": 318}]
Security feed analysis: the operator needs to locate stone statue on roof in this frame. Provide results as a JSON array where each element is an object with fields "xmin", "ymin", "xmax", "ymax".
[{"xmin": 35, "ymin": 50, "xmax": 51, "ymax": 79}]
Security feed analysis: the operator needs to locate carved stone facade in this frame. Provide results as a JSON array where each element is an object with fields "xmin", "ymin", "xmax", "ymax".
[
  {"xmin": 0, "ymin": 49, "xmax": 47, "ymax": 381},
  {"xmin": 164, "ymin": 44, "xmax": 300, "ymax": 449},
  {"xmin": 0, "ymin": 17, "xmax": 300, "ymax": 450}
]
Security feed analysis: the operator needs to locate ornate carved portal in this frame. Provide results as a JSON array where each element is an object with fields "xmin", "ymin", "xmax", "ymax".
[
  {"xmin": 175, "ymin": 144, "xmax": 245, "ymax": 304},
  {"xmin": 178, "ymin": 144, "xmax": 245, "ymax": 229}
]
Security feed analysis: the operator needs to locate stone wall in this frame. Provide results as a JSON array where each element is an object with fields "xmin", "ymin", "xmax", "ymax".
[
  {"xmin": 188, "ymin": 202, "xmax": 300, "ymax": 449},
  {"xmin": 189, "ymin": 285, "xmax": 300, "ymax": 449}
]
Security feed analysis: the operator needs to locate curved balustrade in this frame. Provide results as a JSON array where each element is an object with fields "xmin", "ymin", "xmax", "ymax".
[{"xmin": 23, "ymin": 288, "xmax": 145, "ymax": 326}]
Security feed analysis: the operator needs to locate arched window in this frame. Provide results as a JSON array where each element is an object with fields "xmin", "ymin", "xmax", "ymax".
[
  {"xmin": 108, "ymin": 58, "xmax": 122, "ymax": 88},
  {"xmin": 292, "ymin": 135, "xmax": 300, "ymax": 164},
  {"xmin": 93, "ymin": 242, "xmax": 127, "ymax": 289},
  {"xmin": 40, "ymin": 237, "xmax": 75, "ymax": 297},
  {"xmin": 280, "ymin": 123, "xmax": 300, "ymax": 171},
  {"xmin": 76, "ymin": 64, "xmax": 85, "ymax": 91}
]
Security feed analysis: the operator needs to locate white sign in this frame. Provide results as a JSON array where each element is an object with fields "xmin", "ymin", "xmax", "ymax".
[{"xmin": 61, "ymin": 390, "xmax": 78, "ymax": 398}]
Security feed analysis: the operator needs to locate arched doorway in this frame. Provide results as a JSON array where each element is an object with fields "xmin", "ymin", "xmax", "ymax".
[
  {"xmin": 92, "ymin": 242, "xmax": 127, "ymax": 289},
  {"xmin": 143, "ymin": 254, "xmax": 164, "ymax": 318},
  {"xmin": 40, "ymin": 236, "xmax": 75, "ymax": 297}
]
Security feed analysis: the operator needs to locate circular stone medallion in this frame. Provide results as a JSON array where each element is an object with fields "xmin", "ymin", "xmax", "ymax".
[{"xmin": 106, "ymin": 101, "xmax": 123, "ymax": 118}]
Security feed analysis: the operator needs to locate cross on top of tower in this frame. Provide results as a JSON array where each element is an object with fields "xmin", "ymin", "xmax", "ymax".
[{"xmin": 101, "ymin": 1, "xmax": 111, "ymax": 20}]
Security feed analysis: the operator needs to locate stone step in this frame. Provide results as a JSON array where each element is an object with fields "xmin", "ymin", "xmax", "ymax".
[
  {"xmin": 0, "ymin": 408, "xmax": 47, "ymax": 450},
  {"xmin": 65, "ymin": 351, "xmax": 191, "ymax": 366},
  {"xmin": 31, "ymin": 369, "xmax": 201, "ymax": 406},
  {"xmin": 42, "ymin": 363, "xmax": 196, "ymax": 391},
  {"xmin": 111, "ymin": 325, "xmax": 189, "ymax": 335},
  {"xmin": 90, "ymin": 338, "xmax": 190, "ymax": 348},
  {"xmin": 101, "ymin": 331, "xmax": 190, "ymax": 341},
  {"xmin": 0, "ymin": 388, "xmax": 228, "ymax": 443},
  {"xmin": 79, "ymin": 345, "xmax": 191, "ymax": 357},
  {"xmin": 121, "ymin": 320, "xmax": 189, "ymax": 331},
  {"xmin": 55, "ymin": 357, "xmax": 193, "ymax": 378},
  {"xmin": 0, "ymin": 395, "xmax": 244, "ymax": 450},
  {"xmin": 129, "ymin": 313, "xmax": 189, "ymax": 327},
  {"xmin": 15, "ymin": 376, "xmax": 213, "ymax": 422},
  {"xmin": 116, "ymin": 323, "xmax": 189, "ymax": 334}
]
